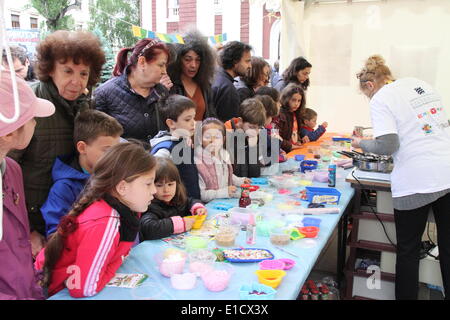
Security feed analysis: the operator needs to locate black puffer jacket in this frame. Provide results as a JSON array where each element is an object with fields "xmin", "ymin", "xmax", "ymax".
[
  {"xmin": 93, "ymin": 67, "xmax": 169, "ymax": 141},
  {"xmin": 234, "ymin": 77, "xmax": 255, "ymax": 104},
  {"xmin": 139, "ymin": 198, "xmax": 203, "ymax": 240},
  {"xmin": 169, "ymin": 80, "xmax": 217, "ymax": 120}
]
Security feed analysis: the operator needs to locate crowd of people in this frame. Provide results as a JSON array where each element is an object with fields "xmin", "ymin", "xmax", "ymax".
[{"xmin": 1, "ymin": 28, "xmax": 449, "ymax": 301}]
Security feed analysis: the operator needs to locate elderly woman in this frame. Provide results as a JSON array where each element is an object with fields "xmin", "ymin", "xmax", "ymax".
[
  {"xmin": 8, "ymin": 30, "xmax": 105, "ymax": 254},
  {"xmin": 234, "ymin": 56, "xmax": 270, "ymax": 104},
  {"xmin": 273, "ymin": 56, "xmax": 312, "ymax": 93},
  {"xmin": 94, "ymin": 39, "xmax": 171, "ymax": 141},
  {"xmin": 352, "ymin": 55, "xmax": 450, "ymax": 300},
  {"xmin": 167, "ymin": 31, "xmax": 217, "ymax": 121}
]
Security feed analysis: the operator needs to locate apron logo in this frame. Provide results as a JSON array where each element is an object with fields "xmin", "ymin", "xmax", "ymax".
[
  {"xmin": 422, "ymin": 124, "xmax": 433, "ymax": 134},
  {"xmin": 415, "ymin": 87, "xmax": 425, "ymax": 95}
]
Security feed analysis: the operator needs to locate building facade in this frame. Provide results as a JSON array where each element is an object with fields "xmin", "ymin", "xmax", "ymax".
[{"xmin": 141, "ymin": 0, "xmax": 282, "ymax": 64}]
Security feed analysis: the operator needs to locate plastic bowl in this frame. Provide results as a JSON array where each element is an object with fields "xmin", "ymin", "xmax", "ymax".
[
  {"xmin": 279, "ymin": 258, "xmax": 296, "ymax": 270},
  {"xmin": 298, "ymin": 226, "xmax": 320, "ymax": 238},
  {"xmin": 185, "ymin": 215, "xmax": 207, "ymax": 229},
  {"xmin": 302, "ymin": 217, "xmax": 322, "ymax": 228},
  {"xmin": 259, "ymin": 259, "xmax": 286, "ymax": 270},
  {"xmin": 215, "ymin": 226, "xmax": 239, "ymax": 247},
  {"xmin": 201, "ymin": 263, "xmax": 235, "ymax": 292},
  {"xmin": 189, "ymin": 249, "xmax": 217, "ymax": 275},
  {"xmin": 240, "ymin": 283, "xmax": 277, "ymax": 300},
  {"xmin": 255, "ymin": 269, "xmax": 286, "ymax": 289},
  {"xmin": 170, "ymin": 272, "xmax": 197, "ymax": 290},
  {"xmin": 269, "ymin": 227, "xmax": 291, "ymax": 246},
  {"xmin": 155, "ymin": 251, "xmax": 188, "ymax": 278},
  {"xmin": 185, "ymin": 236, "xmax": 209, "ymax": 252},
  {"xmin": 229, "ymin": 207, "xmax": 257, "ymax": 225}
]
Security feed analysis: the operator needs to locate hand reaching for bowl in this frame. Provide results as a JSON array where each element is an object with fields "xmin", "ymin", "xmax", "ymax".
[{"xmin": 183, "ymin": 216, "xmax": 195, "ymax": 231}]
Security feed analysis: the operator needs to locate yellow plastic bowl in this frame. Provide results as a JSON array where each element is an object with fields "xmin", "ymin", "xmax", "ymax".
[
  {"xmin": 185, "ymin": 215, "xmax": 207, "ymax": 229},
  {"xmin": 255, "ymin": 270, "xmax": 287, "ymax": 289}
]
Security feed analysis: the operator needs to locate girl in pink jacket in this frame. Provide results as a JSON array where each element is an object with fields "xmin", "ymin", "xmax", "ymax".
[{"xmin": 35, "ymin": 142, "xmax": 157, "ymax": 298}]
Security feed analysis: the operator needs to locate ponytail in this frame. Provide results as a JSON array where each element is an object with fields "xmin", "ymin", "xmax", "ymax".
[{"xmin": 113, "ymin": 47, "xmax": 133, "ymax": 76}]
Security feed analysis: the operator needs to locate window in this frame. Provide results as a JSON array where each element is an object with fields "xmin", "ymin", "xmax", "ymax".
[
  {"xmin": 214, "ymin": 0, "xmax": 223, "ymax": 15},
  {"xmin": 168, "ymin": 0, "xmax": 179, "ymax": 21},
  {"xmin": 11, "ymin": 14, "xmax": 20, "ymax": 29},
  {"xmin": 30, "ymin": 17, "xmax": 38, "ymax": 29}
]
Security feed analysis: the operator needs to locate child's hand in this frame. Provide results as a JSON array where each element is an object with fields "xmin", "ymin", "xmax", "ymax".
[
  {"xmin": 195, "ymin": 207, "xmax": 207, "ymax": 216},
  {"xmin": 244, "ymin": 178, "xmax": 252, "ymax": 184},
  {"xmin": 302, "ymin": 136, "xmax": 310, "ymax": 144},
  {"xmin": 228, "ymin": 185, "xmax": 237, "ymax": 196},
  {"xmin": 183, "ymin": 217, "xmax": 195, "ymax": 231},
  {"xmin": 322, "ymin": 122, "xmax": 328, "ymax": 128}
]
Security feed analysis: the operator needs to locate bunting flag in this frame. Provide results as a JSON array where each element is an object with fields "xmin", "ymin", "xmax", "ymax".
[{"xmin": 131, "ymin": 25, "xmax": 226, "ymax": 45}]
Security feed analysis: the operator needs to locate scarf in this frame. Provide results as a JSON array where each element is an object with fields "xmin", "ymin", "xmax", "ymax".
[
  {"xmin": 103, "ymin": 194, "xmax": 140, "ymax": 242},
  {"xmin": 195, "ymin": 148, "xmax": 233, "ymax": 190}
]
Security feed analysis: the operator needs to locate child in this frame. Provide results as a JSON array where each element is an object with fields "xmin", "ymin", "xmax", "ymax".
[
  {"xmin": 254, "ymin": 94, "xmax": 287, "ymax": 164},
  {"xmin": 273, "ymin": 83, "xmax": 307, "ymax": 153},
  {"xmin": 41, "ymin": 110, "xmax": 123, "ymax": 238},
  {"xmin": 150, "ymin": 94, "xmax": 201, "ymax": 199},
  {"xmin": 140, "ymin": 157, "xmax": 207, "ymax": 240},
  {"xmin": 255, "ymin": 86, "xmax": 281, "ymax": 110},
  {"xmin": 36, "ymin": 142, "xmax": 157, "ymax": 298},
  {"xmin": 0, "ymin": 71, "xmax": 55, "ymax": 299},
  {"xmin": 224, "ymin": 98, "xmax": 266, "ymax": 178},
  {"xmin": 300, "ymin": 108, "xmax": 328, "ymax": 142},
  {"xmin": 195, "ymin": 118, "xmax": 251, "ymax": 202}
]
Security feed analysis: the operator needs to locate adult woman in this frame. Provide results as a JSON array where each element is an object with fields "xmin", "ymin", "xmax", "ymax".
[
  {"xmin": 167, "ymin": 31, "xmax": 217, "ymax": 121},
  {"xmin": 9, "ymin": 30, "xmax": 105, "ymax": 254},
  {"xmin": 94, "ymin": 39, "xmax": 171, "ymax": 141},
  {"xmin": 352, "ymin": 55, "xmax": 450, "ymax": 300},
  {"xmin": 273, "ymin": 57, "xmax": 312, "ymax": 92},
  {"xmin": 234, "ymin": 56, "xmax": 270, "ymax": 104}
]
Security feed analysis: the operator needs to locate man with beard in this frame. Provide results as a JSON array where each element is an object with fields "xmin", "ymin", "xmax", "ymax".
[{"xmin": 212, "ymin": 41, "xmax": 252, "ymax": 122}]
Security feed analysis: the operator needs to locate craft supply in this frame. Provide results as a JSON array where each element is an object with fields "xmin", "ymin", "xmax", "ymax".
[
  {"xmin": 239, "ymin": 184, "xmax": 252, "ymax": 208},
  {"xmin": 222, "ymin": 248, "xmax": 274, "ymax": 262},
  {"xmin": 254, "ymin": 270, "xmax": 286, "ymax": 289},
  {"xmin": 170, "ymin": 272, "xmax": 197, "ymax": 290},
  {"xmin": 189, "ymin": 249, "xmax": 217, "ymax": 275},
  {"xmin": 274, "ymin": 246, "xmax": 299, "ymax": 258},
  {"xmin": 251, "ymin": 177, "xmax": 269, "ymax": 185},
  {"xmin": 156, "ymin": 251, "xmax": 187, "ymax": 277},
  {"xmin": 215, "ymin": 224, "xmax": 239, "ymax": 247},
  {"xmin": 106, "ymin": 274, "xmax": 148, "ymax": 288},
  {"xmin": 212, "ymin": 202, "xmax": 234, "ymax": 211},
  {"xmin": 328, "ymin": 164, "xmax": 336, "ymax": 187},
  {"xmin": 201, "ymin": 263, "xmax": 234, "ymax": 292},
  {"xmin": 239, "ymin": 283, "xmax": 277, "ymax": 300},
  {"xmin": 184, "ymin": 236, "xmax": 209, "ymax": 252},
  {"xmin": 302, "ymin": 217, "xmax": 322, "ymax": 228},
  {"xmin": 298, "ymin": 226, "xmax": 319, "ymax": 238},
  {"xmin": 246, "ymin": 213, "xmax": 256, "ymax": 245},
  {"xmin": 279, "ymin": 258, "xmax": 296, "ymax": 270},
  {"xmin": 270, "ymin": 227, "xmax": 291, "ymax": 246},
  {"xmin": 259, "ymin": 259, "xmax": 286, "ymax": 270},
  {"xmin": 295, "ymin": 155, "xmax": 305, "ymax": 162}
]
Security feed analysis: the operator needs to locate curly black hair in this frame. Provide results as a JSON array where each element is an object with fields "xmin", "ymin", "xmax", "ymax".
[
  {"xmin": 282, "ymin": 57, "xmax": 312, "ymax": 90},
  {"xmin": 167, "ymin": 30, "xmax": 217, "ymax": 92},
  {"xmin": 219, "ymin": 41, "xmax": 252, "ymax": 71}
]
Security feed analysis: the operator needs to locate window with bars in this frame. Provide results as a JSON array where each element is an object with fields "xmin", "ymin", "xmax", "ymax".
[
  {"xmin": 11, "ymin": 14, "xmax": 20, "ymax": 29},
  {"xmin": 214, "ymin": 0, "xmax": 223, "ymax": 15},
  {"xmin": 30, "ymin": 17, "xmax": 38, "ymax": 29},
  {"xmin": 168, "ymin": 0, "xmax": 179, "ymax": 21}
]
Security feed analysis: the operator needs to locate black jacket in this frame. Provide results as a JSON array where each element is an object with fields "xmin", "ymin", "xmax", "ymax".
[
  {"xmin": 211, "ymin": 68, "xmax": 241, "ymax": 122},
  {"xmin": 234, "ymin": 77, "xmax": 255, "ymax": 104},
  {"xmin": 169, "ymin": 80, "xmax": 217, "ymax": 120},
  {"xmin": 139, "ymin": 197, "xmax": 202, "ymax": 240},
  {"xmin": 93, "ymin": 67, "xmax": 169, "ymax": 141}
]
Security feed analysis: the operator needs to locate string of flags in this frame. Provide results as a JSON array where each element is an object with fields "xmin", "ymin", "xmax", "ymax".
[{"xmin": 132, "ymin": 25, "xmax": 227, "ymax": 45}]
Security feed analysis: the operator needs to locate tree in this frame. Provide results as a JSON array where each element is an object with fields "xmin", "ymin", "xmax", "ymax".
[
  {"xmin": 88, "ymin": 0, "xmax": 140, "ymax": 49},
  {"xmin": 91, "ymin": 28, "xmax": 115, "ymax": 83},
  {"xmin": 30, "ymin": 0, "xmax": 81, "ymax": 32}
]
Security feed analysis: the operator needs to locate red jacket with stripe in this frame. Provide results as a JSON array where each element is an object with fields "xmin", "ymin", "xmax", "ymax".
[{"xmin": 35, "ymin": 199, "xmax": 135, "ymax": 298}]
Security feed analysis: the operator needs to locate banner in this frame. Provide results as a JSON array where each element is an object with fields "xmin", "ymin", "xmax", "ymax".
[{"xmin": 5, "ymin": 29, "xmax": 40, "ymax": 57}]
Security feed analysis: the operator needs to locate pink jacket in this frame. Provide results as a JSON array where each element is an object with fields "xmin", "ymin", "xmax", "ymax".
[{"xmin": 35, "ymin": 199, "xmax": 135, "ymax": 298}]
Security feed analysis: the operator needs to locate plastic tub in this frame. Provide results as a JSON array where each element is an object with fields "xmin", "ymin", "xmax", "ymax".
[
  {"xmin": 229, "ymin": 207, "xmax": 257, "ymax": 225},
  {"xmin": 215, "ymin": 224, "xmax": 240, "ymax": 247},
  {"xmin": 170, "ymin": 272, "xmax": 197, "ymax": 290},
  {"xmin": 189, "ymin": 249, "xmax": 217, "ymax": 275},
  {"xmin": 302, "ymin": 217, "xmax": 322, "ymax": 228},
  {"xmin": 279, "ymin": 258, "xmax": 296, "ymax": 270},
  {"xmin": 185, "ymin": 236, "xmax": 209, "ymax": 252},
  {"xmin": 305, "ymin": 187, "xmax": 341, "ymax": 205},
  {"xmin": 270, "ymin": 227, "xmax": 291, "ymax": 246},
  {"xmin": 201, "ymin": 263, "xmax": 234, "ymax": 292},
  {"xmin": 155, "ymin": 251, "xmax": 187, "ymax": 278},
  {"xmin": 298, "ymin": 226, "xmax": 320, "ymax": 238},
  {"xmin": 300, "ymin": 160, "xmax": 318, "ymax": 173},
  {"xmin": 240, "ymin": 283, "xmax": 277, "ymax": 300},
  {"xmin": 299, "ymin": 171, "xmax": 315, "ymax": 186},
  {"xmin": 259, "ymin": 259, "xmax": 286, "ymax": 270},
  {"xmin": 268, "ymin": 176, "xmax": 297, "ymax": 189},
  {"xmin": 255, "ymin": 270, "xmax": 286, "ymax": 289}
]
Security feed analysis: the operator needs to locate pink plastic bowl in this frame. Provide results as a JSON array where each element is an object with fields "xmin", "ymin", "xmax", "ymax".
[
  {"xmin": 279, "ymin": 259, "xmax": 296, "ymax": 270},
  {"xmin": 259, "ymin": 259, "xmax": 286, "ymax": 270}
]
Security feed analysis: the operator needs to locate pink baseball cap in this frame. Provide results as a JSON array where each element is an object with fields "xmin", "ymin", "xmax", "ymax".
[{"xmin": 0, "ymin": 71, "xmax": 55, "ymax": 137}]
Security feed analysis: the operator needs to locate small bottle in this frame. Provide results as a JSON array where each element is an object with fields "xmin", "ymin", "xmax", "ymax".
[
  {"xmin": 310, "ymin": 288, "xmax": 320, "ymax": 301},
  {"xmin": 246, "ymin": 213, "xmax": 256, "ymax": 245},
  {"xmin": 300, "ymin": 287, "xmax": 310, "ymax": 300},
  {"xmin": 239, "ymin": 184, "xmax": 251, "ymax": 208},
  {"xmin": 320, "ymin": 287, "xmax": 330, "ymax": 300},
  {"xmin": 328, "ymin": 164, "xmax": 336, "ymax": 187}
]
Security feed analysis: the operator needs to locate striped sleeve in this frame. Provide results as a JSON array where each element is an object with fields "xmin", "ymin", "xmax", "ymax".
[{"xmin": 69, "ymin": 209, "xmax": 120, "ymax": 298}]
